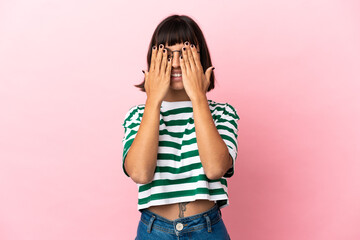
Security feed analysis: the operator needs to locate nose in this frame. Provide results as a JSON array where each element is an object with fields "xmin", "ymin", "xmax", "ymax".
[{"xmin": 171, "ymin": 52, "xmax": 181, "ymax": 68}]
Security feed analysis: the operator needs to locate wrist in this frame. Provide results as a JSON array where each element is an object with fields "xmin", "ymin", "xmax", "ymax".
[
  {"xmin": 146, "ymin": 97, "xmax": 162, "ymax": 108},
  {"xmin": 190, "ymin": 93, "xmax": 207, "ymax": 104}
]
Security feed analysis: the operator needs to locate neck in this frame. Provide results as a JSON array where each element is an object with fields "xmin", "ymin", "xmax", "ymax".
[{"xmin": 163, "ymin": 89, "xmax": 191, "ymax": 102}]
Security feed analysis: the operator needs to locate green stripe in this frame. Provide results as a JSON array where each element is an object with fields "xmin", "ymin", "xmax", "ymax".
[
  {"xmin": 154, "ymin": 162, "xmax": 203, "ymax": 174},
  {"xmin": 139, "ymin": 174, "xmax": 227, "ymax": 192},
  {"xmin": 219, "ymin": 133, "xmax": 237, "ymax": 148},
  {"xmin": 225, "ymin": 103, "xmax": 240, "ymax": 120},
  {"xmin": 161, "ymin": 107, "xmax": 194, "ymax": 116},
  {"xmin": 138, "ymin": 188, "xmax": 228, "ymax": 205},
  {"xmin": 217, "ymin": 117, "xmax": 238, "ymax": 129},
  {"xmin": 122, "ymin": 106, "xmax": 138, "ymax": 126},
  {"xmin": 157, "ymin": 136, "xmax": 197, "ymax": 150}
]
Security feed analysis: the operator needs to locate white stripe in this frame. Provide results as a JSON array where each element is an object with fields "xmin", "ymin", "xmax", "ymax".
[
  {"xmin": 138, "ymin": 180, "xmax": 228, "ymax": 198},
  {"xmin": 157, "ymin": 140, "xmax": 197, "ymax": 153},
  {"xmin": 136, "ymin": 168, "xmax": 207, "ymax": 187},
  {"xmin": 155, "ymin": 154, "xmax": 201, "ymax": 167},
  {"xmin": 160, "ymin": 112, "xmax": 193, "ymax": 121},
  {"xmin": 159, "ymin": 127, "xmax": 196, "ymax": 139},
  {"xmin": 152, "ymin": 168, "xmax": 205, "ymax": 180}
]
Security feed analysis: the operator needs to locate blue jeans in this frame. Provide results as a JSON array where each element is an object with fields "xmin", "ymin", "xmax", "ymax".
[{"xmin": 135, "ymin": 203, "xmax": 231, "ymax": 240}]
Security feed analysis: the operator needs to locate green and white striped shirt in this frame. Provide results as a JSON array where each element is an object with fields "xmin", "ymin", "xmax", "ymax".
[{"xmin": 122, "ymin": 99, "xmax": 240, "ymax": 211}]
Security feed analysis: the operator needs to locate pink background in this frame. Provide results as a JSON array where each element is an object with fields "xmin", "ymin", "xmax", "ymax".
[{"xmin": 1, "ymin": 0, "xmax": 359, "ymax": 239}]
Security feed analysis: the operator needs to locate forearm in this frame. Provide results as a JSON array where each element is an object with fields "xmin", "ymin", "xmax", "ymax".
[
  {"xmin": 125, "ymin": 98, "xmax": 161, "ymax": 184},
  {"xmin": 192, "ymin": 95, "xmax": 232, "ymax": 180}
]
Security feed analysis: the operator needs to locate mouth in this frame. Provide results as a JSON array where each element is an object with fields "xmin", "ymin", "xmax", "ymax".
[{"xmin": 171, "ymin": 72, "xmax": 182, "ymax": 81}]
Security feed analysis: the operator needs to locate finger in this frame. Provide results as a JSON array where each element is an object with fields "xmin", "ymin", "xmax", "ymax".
[
  {"xmin": 190, "ymin": 43, "xmax": 202, "ymax": 71},
  {"xmin": 155, "ymin": 44, "xmax": 164, "ymax": 72},
  {"xmin": 143, "ymin": 70, "xmax": 148, "ymax": 92},
  {"xmin": 180, "ymin": 53, "xmax": 186, "ymax": 74},
  {"xmin": 186, "ymin": 43, "xmax": 196, "ymax": 71},
  {"xmin": 182, "ymin": 45, "xmax": 192, "ymax": 73},
  {"xmin": 165, "ymin": 54, "xmax": 172, "ymax": 79},
  {"xmin": 160, "ymin": 47, "xmax": 167, "ymax": 75},
  {"xmin": 150, "ymin": 45, "xmax": 157, "ymax": 72}
]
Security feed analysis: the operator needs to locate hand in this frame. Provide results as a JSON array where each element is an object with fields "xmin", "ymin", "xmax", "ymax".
[
  {"xmin": 143, "ymin": 44, "xmax": 172, "ymax": 103},
  {"xmin": 179, "ymin": 41, "xmax": 214, "ymax": 101}
]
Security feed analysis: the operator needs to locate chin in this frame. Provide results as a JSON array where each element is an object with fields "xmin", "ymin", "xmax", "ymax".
[{"xmin": 170, "ymin": 82, "xmax": 184, "ymax": 90}]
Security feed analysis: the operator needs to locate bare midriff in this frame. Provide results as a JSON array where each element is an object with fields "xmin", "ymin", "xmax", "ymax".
[{"xmin": 145, "ymin": 199, "xmax": 217, "ymax": 221}]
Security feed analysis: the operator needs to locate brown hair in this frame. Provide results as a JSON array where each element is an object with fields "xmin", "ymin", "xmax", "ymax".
[{"xmin": 134, "ymin": 14, "xmax": 216, "ymax": 92}]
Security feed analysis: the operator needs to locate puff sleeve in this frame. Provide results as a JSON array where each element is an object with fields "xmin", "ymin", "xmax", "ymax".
[
  {"xmin": 214, "ymin": 103, "xmax": 240, "ymax": 178},
  {"xmin": 122, "ymin": 105, "xmax": 142, "ymax": 177}
]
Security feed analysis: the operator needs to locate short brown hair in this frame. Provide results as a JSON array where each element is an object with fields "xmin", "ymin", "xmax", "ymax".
[{"xmin": 134, "ymin": 14, "xmax": 216, "ymax": 92}]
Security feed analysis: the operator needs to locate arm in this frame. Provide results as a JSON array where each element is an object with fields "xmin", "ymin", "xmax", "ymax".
[
  {"xmin": 124, "ymin": 98, "xmax": 161, "ymax": 184},
  {"xmin": 192, "ymin": 95, "xmax": 233, "ymax": 180}
]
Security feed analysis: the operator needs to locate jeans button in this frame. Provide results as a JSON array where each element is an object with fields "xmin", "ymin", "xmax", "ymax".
[{"xmin": 176, "ymin": 222, "xmax": 184, "ymax": 231}]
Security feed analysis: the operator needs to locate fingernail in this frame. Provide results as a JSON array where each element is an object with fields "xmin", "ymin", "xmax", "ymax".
[
  {"xmin": 142, "ymin": 70, "xmax": 145, "ymax": 74},
  {"xmin": 153, "ymin": 46, "xmax": 156, "ymax": 50},
  {"xmin": 185, "ymin": 42, "xmax": 189, "ymax": 45},
  {"xmin": 190, "ymin": 44, "xmax": 194, "ymax": 48},
  {"xmin": 159, "ymin": 44, "xmax": 163, "ymax": 48},
  {"xmin": 182, "ymin": 47, "xmax": 186, "ymax": 51},
  {"xmin": 212, "ymin": 67, "xmax": 215, "ymax": 70}
]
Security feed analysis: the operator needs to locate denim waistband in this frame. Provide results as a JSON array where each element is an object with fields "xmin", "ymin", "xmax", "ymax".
[{"xmin": 139, "ymin": 203, "xmax": 222, "ymax": 236}]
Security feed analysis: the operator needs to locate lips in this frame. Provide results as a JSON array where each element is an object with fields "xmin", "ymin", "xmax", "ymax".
[{"xmin": 171, "ymin": 72, "xmax": 182, "ymax": 78}]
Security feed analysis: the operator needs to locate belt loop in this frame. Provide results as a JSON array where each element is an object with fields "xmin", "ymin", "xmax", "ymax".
[
  {"xmin": 204, "ymin": 214, "xmax": 212, "ymax": 232},
  {"xmin": 217, "ymin": 204, "xmax": 222, "ymax": 217},
  {"xmin": 147, "ymin": 215, "xmax": 156, "ymax": 233}
]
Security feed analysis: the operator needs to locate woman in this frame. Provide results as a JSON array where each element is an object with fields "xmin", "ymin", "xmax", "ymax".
[{"xmin": 122, "ymin": 14, "xmax": 240, "ymax": 239}]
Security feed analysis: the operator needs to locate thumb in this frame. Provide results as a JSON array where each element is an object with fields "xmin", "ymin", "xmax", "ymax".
[
  {"xmin": 142, "ymin": 70, "xmax": 149, "ymax": 78},
  {"xmin": 205, "ymin": 66, "xmax": 214, "ymax": 81}
]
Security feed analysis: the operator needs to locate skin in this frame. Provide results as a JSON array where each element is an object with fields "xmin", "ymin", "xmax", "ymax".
[{"xmin": 143, "ymin": 41, "xmax": 233, "ymax": 220}]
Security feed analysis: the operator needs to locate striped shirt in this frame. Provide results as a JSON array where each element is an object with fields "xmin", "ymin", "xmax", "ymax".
[{"xmin": 122, "ymin": 99, "xmax": 240, "ymax": 211}]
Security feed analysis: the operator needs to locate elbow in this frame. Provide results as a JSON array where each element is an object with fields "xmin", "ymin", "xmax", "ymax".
[
  {"xmin": 205, "ymin": 169, "xmax": 224, "ymax": 180},
  {"xmin": 205, "ymin": 154, "xmax": 232, "ymax": 180},
  {"xmin": 134, "ymin": 177, "xmax": 153, "ymax": 185},
  {"xmin": 131, "ymin": 173, "xmax": 154, "ymax": 184},
  {"xmin": 124, "ymin": 158, "xmax": 154, "ymax": 184},
  {"xmin": 206, "ymin": 172, "xmax": 223, "ymax": 180}
]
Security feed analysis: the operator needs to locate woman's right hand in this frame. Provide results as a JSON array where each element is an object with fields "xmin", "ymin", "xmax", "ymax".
[{"xmin": 143, "ymin": 44, "xmax": 172, "ymax": 103}]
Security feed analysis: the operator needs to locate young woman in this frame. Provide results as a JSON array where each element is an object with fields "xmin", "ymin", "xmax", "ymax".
[{"xmin": 122, "ymin": 14, "xmax": 240, "ymax": 240}]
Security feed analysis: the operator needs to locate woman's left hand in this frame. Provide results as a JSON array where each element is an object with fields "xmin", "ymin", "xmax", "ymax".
[{"xmin": 180, "ymin": 41, "xmax": 214, "ymax": 101}]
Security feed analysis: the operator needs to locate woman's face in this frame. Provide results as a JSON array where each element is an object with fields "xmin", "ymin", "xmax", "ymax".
[
  {"xmin": 162, "ymin": 42, "xmax": 200, "ymax": 101},
  {"xmin": 164, "ymin": 42, "xmax": 187, "ymax": 90}
]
